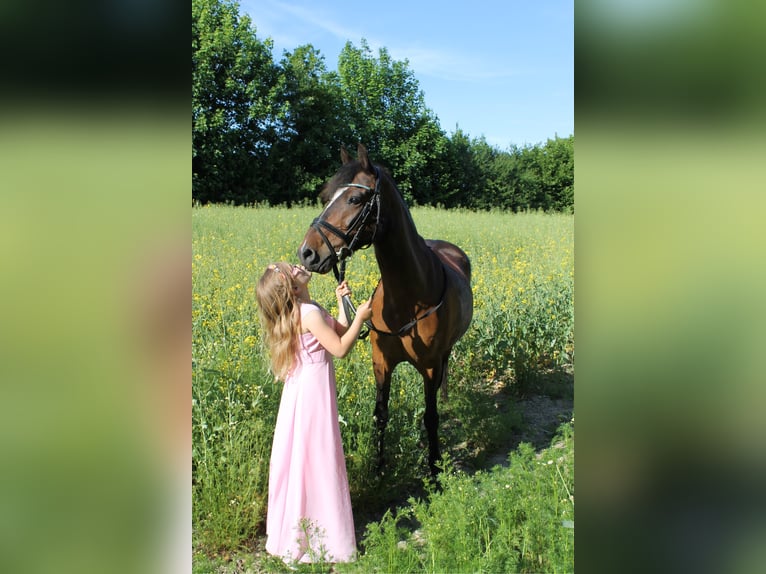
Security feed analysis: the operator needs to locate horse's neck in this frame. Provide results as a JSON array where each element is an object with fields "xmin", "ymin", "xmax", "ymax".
[{"xmin": 374, "ymin": 189, "xmax": 438, "ymax": 299}]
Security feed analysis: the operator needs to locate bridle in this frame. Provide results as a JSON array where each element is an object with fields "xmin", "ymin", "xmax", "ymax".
[
  {"xmin": 310, "ymin": 167, "xmax": 381, "ymax": 337},
  {"xmin": 310, "ymin": 166, "xmax": 382, "ymax": 285}
]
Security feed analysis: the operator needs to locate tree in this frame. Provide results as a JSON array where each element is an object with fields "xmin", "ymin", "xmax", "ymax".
[
  {"xmin": 190, "ymin": 3, "xmax": 574, "ymax": 212},
  {"xmin": 439, "ymin": 130, "xmax": 485, "ymax": 208},
  {"xmin": 192, "ymin": 0, "xmax": 279, "ymax": 204},
  {"xmin": 264, "ymin": 45, "xmax": 350, "ymax": 205},
  {"xmin": 336, "ymin": 40, "xmax": 445, "ymax": 202},
  {"xmin": 488, "ymin": 148, "xmax": 522, "ymax": 211},
  {"xmin": 496, "ymin": 136, "xmax": 573, "ymax": 212},
  {"xmin": 540, "ymin": 135, "xmax": 574, "ymax": 213}
]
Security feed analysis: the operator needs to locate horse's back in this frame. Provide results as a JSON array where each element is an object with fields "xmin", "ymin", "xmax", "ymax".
[{"xmin": 425, "ymin": 239, "xmax": 471, "ymax": 281}]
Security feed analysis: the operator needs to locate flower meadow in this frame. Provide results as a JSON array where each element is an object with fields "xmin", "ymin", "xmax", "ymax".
[{"xmin": 192, "ymin": 204, "xmax": 574, "ymax": 570}]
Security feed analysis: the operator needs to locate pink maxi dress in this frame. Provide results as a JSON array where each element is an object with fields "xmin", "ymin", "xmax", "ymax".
[{"xmin": 265, "ymin": 302, "xmax": 357, "ymax": 563}]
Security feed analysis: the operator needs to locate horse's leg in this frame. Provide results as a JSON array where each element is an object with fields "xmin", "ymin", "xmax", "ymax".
[
  {"xmin": 440, "ymin": 348, "xmax": 451, "ymax": 403},
  {"xmin": 372, "ymin": 360, "xmax": 393, "ymax": 474},
  {"xmin": 423, "ymin": 357, "xmax": 449, "ymax": 476}
]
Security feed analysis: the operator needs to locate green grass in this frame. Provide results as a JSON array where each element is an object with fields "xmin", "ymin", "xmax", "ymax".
[
  {"xmin": 192, "ymin": 421, "xmax": 574, "ymax": 574},
  {"xmin": 192, "ymin": 204, "xmax": 574, "ymax": 571},
  {"xmin": 341, "ymin": 422, "xmax": 574, "ymax": 574}
]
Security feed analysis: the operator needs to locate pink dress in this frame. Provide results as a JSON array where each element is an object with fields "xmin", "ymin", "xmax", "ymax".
[{"xmin": 265, "ymin": 302, "xmax": 356, "ymax": 563}]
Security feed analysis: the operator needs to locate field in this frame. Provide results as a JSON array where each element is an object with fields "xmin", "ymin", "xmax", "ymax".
[{"xmin": 192, "ymin": 204, "xmax": 574, "ymax": 573}]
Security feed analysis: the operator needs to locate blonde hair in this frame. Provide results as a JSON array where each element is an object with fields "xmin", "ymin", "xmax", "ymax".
[{"xmin": 255, "ymin": 262, "xmax": 302, "ymax": 380}]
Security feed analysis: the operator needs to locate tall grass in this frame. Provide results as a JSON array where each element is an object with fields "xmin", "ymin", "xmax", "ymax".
[
  {"xmin": 192, "ymin": 205, "xmax": 574, "ymax": 566},
  {"xmin": 341, "ymin": 422, "xmax": 574, "ymax": 574}
]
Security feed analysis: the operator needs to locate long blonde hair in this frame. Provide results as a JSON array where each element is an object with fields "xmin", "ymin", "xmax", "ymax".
[{"xmin": 255, "ymin": 262, "xmax": 302, "ymax": 380}]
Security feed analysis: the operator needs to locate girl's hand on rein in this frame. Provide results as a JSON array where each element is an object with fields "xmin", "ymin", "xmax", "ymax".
[
  {"xmin": 336, "ymin": 281, "xmax": 352, "ymax": 299},
  {"xmin": 355, "ymin": 298, "xmax": 373, "ymax": 321}
]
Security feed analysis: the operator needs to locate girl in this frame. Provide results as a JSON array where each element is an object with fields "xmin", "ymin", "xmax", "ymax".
[{"xmin": 255, "ymin": 262, "xmax": 372, "ymax": 564}]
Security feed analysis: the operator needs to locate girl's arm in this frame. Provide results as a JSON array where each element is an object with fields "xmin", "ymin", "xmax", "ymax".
[{"xmin": 302, "ymin": 298, "xmax": 373, "ymax": 358}]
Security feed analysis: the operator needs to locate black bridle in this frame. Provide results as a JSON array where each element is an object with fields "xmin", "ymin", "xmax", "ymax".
[
  {"xmin": 310, "ymin": 167, "xmax": 382, "ymax": 337},
  {"xmin": 310, "ymin": 166, "xmax": 382, "ymax": 284},
  {"xmin": 310, "ymin": 165, "xmax": 445, "ymax": 339}
]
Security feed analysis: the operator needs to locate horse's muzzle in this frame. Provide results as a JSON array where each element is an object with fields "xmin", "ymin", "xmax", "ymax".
[{"xmin": 298, "ymin": 245, "xmax": 335, "ymax": 274}]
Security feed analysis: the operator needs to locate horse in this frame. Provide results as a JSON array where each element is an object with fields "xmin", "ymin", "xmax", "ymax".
[{"xmin": 297, "ymin": 143, "xmax": 473, "ymax": 475}]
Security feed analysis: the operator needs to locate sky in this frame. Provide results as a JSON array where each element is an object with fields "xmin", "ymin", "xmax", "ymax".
[{"xmin": 239, "ymin": 0, "xmax": 573, "ymax": 149}]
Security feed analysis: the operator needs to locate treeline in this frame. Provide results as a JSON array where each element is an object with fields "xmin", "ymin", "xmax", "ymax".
[{"xmin": 192, "ymin": 0, "xmax": 573, "ymax": 212}]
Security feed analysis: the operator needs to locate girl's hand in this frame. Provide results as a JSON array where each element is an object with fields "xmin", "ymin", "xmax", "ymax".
[
  {"xmin": 355, "ymin": 298, "xmax": 373, "ymax": 322},
  {"xmin": 335, "ymin": 281, "xmax": 352, "ymax": 300}
]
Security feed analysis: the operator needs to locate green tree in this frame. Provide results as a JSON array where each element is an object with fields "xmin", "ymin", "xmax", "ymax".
[
  {"xmin": 496, "ymin": 136, "xmax": 573, "ymax": 212},
  {"xmin": 540, "ymin": 135, "xmax": 574, "ymax": 213},
  {"xmin": 264, "ymin": 45, "xmax": 351, "ymax": 205},
  {"xmin": 488, "ymin": 148, "xmax": 522, "ymax": 211},
  {"xmin": 190, "ymin": 3, "xmax": 573, "ymax": 212},
  {"xmin": 503, "ymin": 144, "xmax": 537, "ymax": 211},
  {"xmin": 439, "ymin": 129, "xmax": 485, "ymax": 209},
  {"xmin": 336, "ymin": 40, "xmax": 445, "ymax": 203},
  {"xmin": 192, "ymin": 0, "xmax": 279, "ymax": 204},
  {"xmin": 469, "ymin": 136, "xmax": 508, "ymax": 210}
]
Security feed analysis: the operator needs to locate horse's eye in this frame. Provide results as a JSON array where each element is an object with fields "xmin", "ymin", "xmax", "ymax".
[{"xmin": 348, "ymin": 195, "xmax": 363, "ymax": 205}]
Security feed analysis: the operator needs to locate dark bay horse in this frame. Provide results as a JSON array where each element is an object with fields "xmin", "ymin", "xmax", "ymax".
[{"xmin": 297, "ymin": 143, "xmax": 473, "ymax": 475}]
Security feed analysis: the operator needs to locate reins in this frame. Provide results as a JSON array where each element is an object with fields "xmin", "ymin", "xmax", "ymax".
[{"xmin": 310, "ymin": 166, "xmax": 447, "ymax": 340}]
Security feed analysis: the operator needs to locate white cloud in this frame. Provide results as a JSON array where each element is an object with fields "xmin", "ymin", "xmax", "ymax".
[
  {"xmin": 256, "ymin": 0, "xmax": 519, "ymax": 83},
  {"xmin": 389, "ymin": 47, "xmax": 519, "ymax": 82},
  {"xmin": 267, "ymin": 0, "xmax": 359, "ymax": 43}
]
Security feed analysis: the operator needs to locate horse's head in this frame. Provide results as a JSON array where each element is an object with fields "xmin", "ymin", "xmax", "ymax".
[{"xmin": 298, "ymin": 143, "xmax": 382, "ymax": 274}]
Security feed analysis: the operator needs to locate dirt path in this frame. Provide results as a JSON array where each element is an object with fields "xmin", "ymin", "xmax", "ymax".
[
  {"xmin": 449, "ymin": 364, "xmax": 574, "ymax": 473},
  {"xmin": 486, "ymin": 392, "xmax": 573, "ymax": 467}
]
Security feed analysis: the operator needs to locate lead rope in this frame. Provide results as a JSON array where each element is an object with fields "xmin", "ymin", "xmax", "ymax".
[{"xmin": 332, "ymin": 258, "xmax": 371, "ymax": 340}]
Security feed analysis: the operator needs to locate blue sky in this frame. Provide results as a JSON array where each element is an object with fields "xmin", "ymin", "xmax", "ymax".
[{"xmin": 240, "ymin": 0, "xmax": 573, "ymax": 149}]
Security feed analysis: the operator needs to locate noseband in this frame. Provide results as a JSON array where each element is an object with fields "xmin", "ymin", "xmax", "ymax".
[{"xmin": 310, "ymin": 166, "xmax": 382, "ymax": 283}]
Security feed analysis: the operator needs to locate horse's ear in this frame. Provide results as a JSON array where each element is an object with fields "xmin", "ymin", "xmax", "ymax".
[
  {"xmin": 357, "ymin": 142, "xmax": 374, "ymax": 174},
  {"xmin": 340, "ymin": 146, "xmax": 352, "ymax": 165}
]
